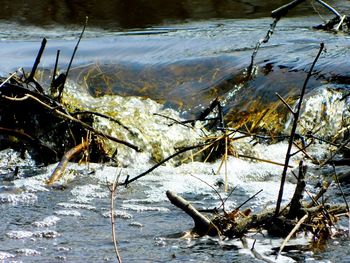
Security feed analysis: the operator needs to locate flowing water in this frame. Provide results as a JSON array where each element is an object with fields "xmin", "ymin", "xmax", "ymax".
[{"xmin": 1, "ymin": 1, "xmax": 350, "ymax": 262}]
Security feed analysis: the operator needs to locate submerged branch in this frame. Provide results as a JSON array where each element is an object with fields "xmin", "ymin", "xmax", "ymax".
[
  {"xmin": 166, "ymin": 190, "xmax": 218, "ymax": 236},
  {"xmin": 47, "ymin": 139, "xmax": 88, "ymax": 185}
]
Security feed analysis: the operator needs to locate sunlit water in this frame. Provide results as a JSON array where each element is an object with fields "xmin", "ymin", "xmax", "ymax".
[{"xmin": 1, "ymin": 6, "xmax": 350, "ymax": 263}]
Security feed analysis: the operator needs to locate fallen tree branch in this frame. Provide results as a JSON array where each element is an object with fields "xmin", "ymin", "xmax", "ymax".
[
  {"xmin": 167, "ymin": 189, "xmax": 348, "ymax": 239},
  {"xmin": 166, "ymin": 190, "xmax": 218, "ymax": 236}
]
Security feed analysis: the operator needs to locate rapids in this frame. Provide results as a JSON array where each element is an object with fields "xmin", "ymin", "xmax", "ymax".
[{"xmin": 1, "ymin": 1, "xmax": 350, "ymax": 262}]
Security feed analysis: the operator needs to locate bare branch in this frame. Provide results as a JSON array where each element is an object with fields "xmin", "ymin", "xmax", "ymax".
[{"xmin": 275, "ymin": 43, "xmax": 324, "ymax": 217}]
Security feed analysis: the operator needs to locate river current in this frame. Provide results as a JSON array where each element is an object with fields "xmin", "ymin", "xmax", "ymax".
[{"xmin": 1, "ymin": 1, "xmax": 350, "ymax": 262}]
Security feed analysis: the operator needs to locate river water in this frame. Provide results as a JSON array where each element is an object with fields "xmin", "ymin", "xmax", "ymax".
[{"xmin": 1, "ymin": 1, "xmax": 350, "ymax": 262}]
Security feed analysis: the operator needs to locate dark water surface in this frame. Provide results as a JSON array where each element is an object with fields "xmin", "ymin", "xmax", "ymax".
[{"xmin": 1, "ymin": 0, "xmax": 347, "ymax": 29}]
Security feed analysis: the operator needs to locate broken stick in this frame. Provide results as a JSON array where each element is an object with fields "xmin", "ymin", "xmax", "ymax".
[{"xmin": 166, "ymin": 190, "xmax": 218, "ymax": 236}]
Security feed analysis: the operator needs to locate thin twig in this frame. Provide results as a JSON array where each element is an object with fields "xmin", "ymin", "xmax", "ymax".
[
  {"xmin": 119, "ymin": 143, "xmax": 209, "ymax": 186},
  {"xmin": 315, "ymin": 0, "xmax": 342, "ymax": 18},
  {"xmin": 234, "ymin": 189, "xmax": 263, "ymax": 211},
  {"xmin": 58, "ymin": 16, "xmax": 88, "ymax": 101},
  {"xmin": 217, "ymin": 127, "xmax": 289, "ymax": 141},
  {"xmin": 26, "ymin": 38, "xmax": 46, "ymax": 93},
  {"xmin": 73, "ymin": 110, "xmax": 135, "ymax": 136},
  {"xmin": 238, "ymin": 154, "xmax": 294, "ymax": 168},
  {"xmin": 247, "ymin": 18, "xmax": 280, "ymax": 78},
  {"xmin": 276, "ymin": 213, "xmax": 308, "ymax": 259},
  {"xmin": 0, "ymin": 70, "xmax": 19, "ymax": 88},
  {"xmin": 332, "ymin": 164, "xmax": 349, "ymax": 212},
  {"xmin": 320, "ymin": 137, "xmax": 350, "ymax": 167},
  {"xmin": 276, "ymin": 92, "xmax": 295, "ymax": 115},
  {"xmin": 110, "ymin": 171, "xmax": 123, "ymax": 263},
  {"xmin": 306, "ymin": 133, "xmax": 350, "ymax": 151},
  {"xmin": 251, "ymin": 239, "xmax": 275, "ymax": 263},
  {"xmin": 275, "ymin": 43, "xmax": 324, "ymax": 217},
  {"xmin": 51, "ymin": 49, "xmax": 60, "ymax": 90},
  {"xmin": 188, "ymin": 173, "xmax": 227, "ymax": 214},
  {"xmin": 335, "ymin": 15, "xmax": 347, "ymax": 31},
  {"xmin": 307, "ymin": 181, "xmax": 330, "ymax": 208},
  {"xmin": 224, "ymin": 133, "xmax": 228, "ymax": 192},
  {"xmin": 153, "ymin": 113, "xmax": 192, "ymax": 128},
  {"xmin": 271, "ymin": 0, "xmax": 306, "ymax": 19}
]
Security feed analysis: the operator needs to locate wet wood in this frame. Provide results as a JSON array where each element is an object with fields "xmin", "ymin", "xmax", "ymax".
[
  {"xmin": 271, "ymin": 0, "xmax": 306, "ymax": 19},
  {"xmin": 287, "ymin": 161, "xmax": 306, "ymax": 219},
  {"xmin": 47, "ymin": 140, "xmax": 88, "ymax": 185},
  {"xmin": 166, "ymin": 190, "xmax": 218, "ymax": 236}
]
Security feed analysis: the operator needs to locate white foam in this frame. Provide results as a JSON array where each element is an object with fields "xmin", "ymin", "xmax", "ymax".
[
  {"xmin": 122, "ymin": 204, "xmax": 170, "ymax": 212},
  {"xmin": 32, "ymin": 215, "xmax": 61, "ymax": 228},
  {"xmin": 6, "ymin": 230, "xmax": 33, "ymax": 239},
  {"xmin": 290, "ymin": 86, "xmax": 350, "ymax": 139},
  {"xmin": 0, "ymin": 251, "xmax": 15, "ymax": 260},
  {"xmin": 102, "ymin": 210, "xmax": 133, "ymax": 219},
  {"xmin": 54, "ymin": 210, "xmax": 82, "ymax": 217},
  {"xmin": 57, "ymin": 202, "xmax": 96, "ymax": 211},
  {"xmin": 62, "ymin": 84, "xmax": 204, "ymax": 167},
  {"xmin": 16, "ymin": 248, "xmax": 41, "ymax": 256},
  {"xmin": 70, "ymin": 184, "xmax": 108, "ymax": 203},
  {"xmin": 0, "ymin": 192, "xmax": 38, "ymax": 204}
]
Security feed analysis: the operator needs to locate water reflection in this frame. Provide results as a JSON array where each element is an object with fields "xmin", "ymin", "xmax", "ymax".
[{"xmin": 0, "ymin": 0, "xmax": 338, "ymax": 29}]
